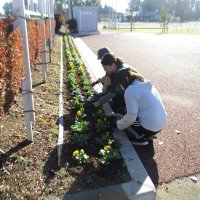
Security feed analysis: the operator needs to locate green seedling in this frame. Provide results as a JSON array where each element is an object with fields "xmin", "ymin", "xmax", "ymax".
[
  {"xmin": 71, "ymin": 132, "xmax": 90, "ymax": 147},
  {"xmin": 94, "ymin": 118, "xmax": 109, "ymax": 132},
  {"xmin": 71, "ymin": 120, "xmax": 89, "ymax": 133},
  {"xmin": 95, "ymin": 131, "xmax": 111, "ymax": 147},
  {"xmin": 19, "ymin": 157, "xmax": 32, "ymax": 168}
]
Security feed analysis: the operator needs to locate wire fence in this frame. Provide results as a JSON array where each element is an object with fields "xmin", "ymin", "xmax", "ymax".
[{"xmin": 98, "ymin": 21, "xmax": 200, "ymax": 34}]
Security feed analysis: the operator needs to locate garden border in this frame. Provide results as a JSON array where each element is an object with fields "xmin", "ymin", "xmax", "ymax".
[
  {"xmin": 64, "ymin": 37, "xmax": 156, "ymax": 200},
  {"xmin": 57, "ymin": 36, "xmax": 64, "ymax": 167}
]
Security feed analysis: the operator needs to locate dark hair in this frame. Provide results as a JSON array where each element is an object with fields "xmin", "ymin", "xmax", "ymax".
[
  {"xmin": 116, "ymin": 67, "xmax": 144, "ymax": 89},
  {"xmin": 97, "ymin": 47, "xmax": 112, "ymax": 59},
  {"xmin": 101, "ymin": 53, "xmax": 124, "ymax": 67}
]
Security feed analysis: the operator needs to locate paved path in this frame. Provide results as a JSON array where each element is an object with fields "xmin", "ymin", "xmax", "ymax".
[{"xmin": 79, "ymin": 32, "xmax": 200, "ymax": 185}]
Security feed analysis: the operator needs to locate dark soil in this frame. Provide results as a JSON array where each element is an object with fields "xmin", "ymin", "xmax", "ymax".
[{"xmin": 0, "ymin": 33, "xmax": 131, "ymax": 199}]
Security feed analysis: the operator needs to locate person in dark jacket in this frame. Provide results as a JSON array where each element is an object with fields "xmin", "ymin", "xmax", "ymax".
[
  {"xmin": 87, "ymin": 53, "xmax": 138, "ymax": 113},
  {"xmin": 91, "ymin": 47, "xmax": 113, "ymax": 94}
]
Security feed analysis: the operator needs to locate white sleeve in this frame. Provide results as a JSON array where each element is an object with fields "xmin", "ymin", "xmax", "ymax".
[
  {"xmin": 117, "ymin": 114, "xmax": 136, "ymax": 130},
  {"xmin": 125, "ymin": 88, "xmax": 138, "ymax": 116},
  {"xmin": 116, "ymin": 87, "xmax": 138, "ymax": 130}
]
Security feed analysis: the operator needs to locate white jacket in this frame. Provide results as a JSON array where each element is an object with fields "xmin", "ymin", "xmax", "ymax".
[{"xmin": 117, "ymin": 79, "xmax": 167, "ymax": 132}]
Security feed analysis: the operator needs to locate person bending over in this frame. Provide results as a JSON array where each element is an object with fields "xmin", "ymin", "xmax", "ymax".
[
  {"xmin": 113, "ymin": 67, "xmax": 167, "ymax": 145},
  {"xmin": 91, "ymin": 53, "xmax": 132, "ymax": 113},
  {"xmin": 91, "ymin": 47, "xmax": 113, "ymax": 94}
]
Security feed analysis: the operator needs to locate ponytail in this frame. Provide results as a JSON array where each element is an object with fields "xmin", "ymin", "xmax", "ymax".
[{"xmin": 116, "ymin": 67, "xmax": 144, "ymax": 89}]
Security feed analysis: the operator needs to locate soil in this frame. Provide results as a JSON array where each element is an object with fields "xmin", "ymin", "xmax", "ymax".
[{"xmin": 0, "ymin": 33, "xmax": 131, "ymax": 199}]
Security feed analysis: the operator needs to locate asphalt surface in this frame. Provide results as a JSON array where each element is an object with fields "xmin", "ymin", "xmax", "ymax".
[{"xmin": 79, "ymin": 32, "xmax": 200, "ymax": 186}]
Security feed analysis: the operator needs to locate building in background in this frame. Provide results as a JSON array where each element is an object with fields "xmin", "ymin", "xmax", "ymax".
[{"xmin": 73, "ymin": 6, "xmax": 99, "ymax": 36}]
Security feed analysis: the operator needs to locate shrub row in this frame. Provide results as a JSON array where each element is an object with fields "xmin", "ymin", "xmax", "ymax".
[{"xmin": 0, "ymin": 18, "xmax": 55, "ymax": 122}]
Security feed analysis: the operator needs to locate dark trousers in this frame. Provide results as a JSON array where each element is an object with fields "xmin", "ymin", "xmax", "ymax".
[{"xmin": 125, "ymin": 120, "xmax": 161, "ymax": 140}]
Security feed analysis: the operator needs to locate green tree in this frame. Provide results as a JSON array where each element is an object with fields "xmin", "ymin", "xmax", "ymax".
[
  {"xmin": 3, "ymin": 2, "xmax": 13, "ymax": 16},
  {"xmin": 71, "ymin": 0, "xmax": 100, "ymax": 6},
  {"xmin": 194, "ymin": 0, "xmax": 200, "ymax": 20},
  {"xmin": 175, "ymin": 0, "xmax": 193, "ymax": 22},
  {"xmin": 128, "ymin": 0, "xmax": 137, "ymax": 31},
  {"xmin": 85, "ymin": 0, "xmax": 101, "ymax": 6},
  {"xmin": 142, "ymin": 0, "xmax": 160, "ymax": 11},
  {"xmin": 160, "ymin": 7, "xmax": 170, "ymax": 32}
]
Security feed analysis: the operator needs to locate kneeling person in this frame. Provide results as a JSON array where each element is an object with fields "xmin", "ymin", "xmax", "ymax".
[{"xmin": 115, "ymin": 68, "xmax": 167, "ymax": 145}]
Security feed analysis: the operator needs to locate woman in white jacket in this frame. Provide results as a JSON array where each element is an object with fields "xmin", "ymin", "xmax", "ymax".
[{"xmin": 115, "ymin": 67, "xmax": 167, "ymax": 145}]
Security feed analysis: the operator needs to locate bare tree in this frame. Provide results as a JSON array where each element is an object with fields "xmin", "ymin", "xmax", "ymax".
[{"xmin": 128, "ymin": 0, "xmax": 137, "ymax": 31}]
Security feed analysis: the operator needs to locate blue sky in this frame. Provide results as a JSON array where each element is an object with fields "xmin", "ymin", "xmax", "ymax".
[
  {"xmin": 101, "ymin": 0, "xmax": 129, "ymax": 12},
  {"xmin": 0, "ymin": 0, "xmax": 129, "ymax": 14}
]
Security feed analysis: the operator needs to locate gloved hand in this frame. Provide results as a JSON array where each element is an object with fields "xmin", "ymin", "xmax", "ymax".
[
  {"xmin": 91, "ymin": 92, "xmax": 105, "ymax": 101},
  {"xmin": 107, "ymin": 115, "xmax": 118, "ymax": 128},
  {"xmin": 84, "ymin": 102, "xmax": 97, "ymax": 113},
  {"xmin": 91, "ymin": 81, "xmax": 99, "ymax": 87}
]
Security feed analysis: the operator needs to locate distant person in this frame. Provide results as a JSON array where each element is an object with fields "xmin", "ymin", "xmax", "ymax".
[
  {"xmin": 112, "ymin": 67, "xmax": 167, "ymax": 145},
  {"xmin": 54, "ymin": 14, "xmax": 62, "ymax": 33}
]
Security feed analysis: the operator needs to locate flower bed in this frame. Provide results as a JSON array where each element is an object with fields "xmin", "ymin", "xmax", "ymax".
[
  {"xmin": 57, "ymin": 34, "xmax": 131, "ymax": 195},
  {"xmin": 0, "ymin": 34, "xmax": 131, "ymax": 199}
]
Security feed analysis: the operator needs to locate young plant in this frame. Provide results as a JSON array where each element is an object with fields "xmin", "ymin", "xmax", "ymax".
[
  {"xmin": 58, "ymin": 167, "xmax": 69, "ymax": 177},
  {"xmin": 83, "ymin": 85, "xmax": 90, "ymax": 92},
  {"xmin": 87, "ymin": 90, "xmax": 94, "ymax": 101},
  {"xmin": 99, "ymin": 145, "xmax": 121, "ymax": 165},
  {"xmin": 72, "ymin": 149, "xmax": 89, "ymax": 164},
  {"xmin": 73, "ymin": 96, "xmax": 83, "ymax": 109},
  {"xmin": 95, "ymin": 131, "xmax": 111, "ymax": 147},
  {"xmin": 71, "ymin": 119, "xmax": 89, "ymax": 133},
  {"xmin": 94, "ymin": 118, "xmax": 109, "ymax": 132},
  {"xmin": 71, "ymin": 132, "xmax": 90, "ymax": 147},
  {"xmin": 76, "ymin": 107, "xmax": 86, "ymax": 119},
  {"xmin": 19, "ymin": 156, "xmax": 32, "ymax": 168},
  {"xmin": 92, "ymin": 109, "xmax": 105, "ymax": 119}
]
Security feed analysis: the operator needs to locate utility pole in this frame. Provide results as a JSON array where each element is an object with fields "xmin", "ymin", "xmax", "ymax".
[
  {"xmin": 111, "ymin": 0, "xmax": 113, "ymax": 29},
  {"xmin": 68, "ymin": 0, "xmax": 72, "ymax": 19},
  {"xmin": 109, "ymin": 5, "xmax": 111, "ymax": 28}
]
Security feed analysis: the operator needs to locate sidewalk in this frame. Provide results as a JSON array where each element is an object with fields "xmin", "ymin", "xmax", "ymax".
[{"xmin": 72, "ymin": 37, "xmax": 156, "ymax": 200}]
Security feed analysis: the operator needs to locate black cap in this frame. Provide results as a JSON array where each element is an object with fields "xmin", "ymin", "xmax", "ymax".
[{"xmin": 97, "ymin": 47, "xmax": 111, "ymax": 60}]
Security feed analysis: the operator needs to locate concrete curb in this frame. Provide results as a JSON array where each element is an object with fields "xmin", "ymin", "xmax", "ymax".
[
  {"xmin": 71, "ymin": 37, "xmax": 156, "ymax": 200},
  {"xmin": 72, "ymin": 31, "xmax": 100, "ymax": 37}
]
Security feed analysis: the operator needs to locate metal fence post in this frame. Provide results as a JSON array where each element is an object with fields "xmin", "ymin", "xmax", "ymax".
[{"xmin": 39, "ymin": 0, "xmax": 47, "ymax": 82}]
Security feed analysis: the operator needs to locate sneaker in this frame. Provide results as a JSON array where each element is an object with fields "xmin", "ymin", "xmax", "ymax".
[
  {"xmin": 145, "ymin": 135, "xmax": 157, "ymax": 140},
  {"xmin": 129, "ymin": 138, "xmax": 149, "ymax": 146}
]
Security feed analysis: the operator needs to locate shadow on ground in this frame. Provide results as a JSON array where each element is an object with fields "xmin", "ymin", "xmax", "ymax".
[
  {"xmin": 134, "ymin": 140, "xmax": 159, "ymax": 187},
  {"xmin": 0, "ymin": 140, "xmax": 32, "ymax": 168}
]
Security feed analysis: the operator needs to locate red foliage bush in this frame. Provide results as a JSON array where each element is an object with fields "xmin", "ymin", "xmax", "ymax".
[
  {"xmin": 0, "ymin": 17, "xmax": 55, "ymax": 122},
  {"xmin": 4, "ymin": 21, "xmax": 25, "ymax": 112},
  {"xmin": 51, "ymin": 19, "xmax": 55, "ymax": 33},
  {"xmin": 27, "ymin": 20, "xmax": 43, "ymax": 64},
  {"xmin": 0, "ymin": 21, "xmax": 7, "ymax": 120}
]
